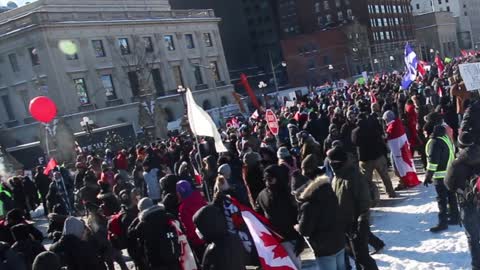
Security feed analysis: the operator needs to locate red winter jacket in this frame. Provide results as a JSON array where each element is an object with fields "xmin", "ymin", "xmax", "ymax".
[
  {"xmin": 114, "ymin": 153, "xmax": 128, "ymax": 171},
  {"xmin": 178, "ymin": 190, "xmax": 207, "ymax": 248}
]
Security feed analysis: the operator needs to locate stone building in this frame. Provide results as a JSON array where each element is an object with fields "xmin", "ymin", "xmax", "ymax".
[
  {"xmin": 0, "ymin": 0, "xmax": 234, "ymax": 164},
  {"xmin": 414, "ymin": 11, "xmax": 458, "ymax": 59}
]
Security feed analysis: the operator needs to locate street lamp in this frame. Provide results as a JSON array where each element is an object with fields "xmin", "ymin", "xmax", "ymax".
[
  {"xmin": 80, "ymin": 116, "xmax": 94, "ymax": 134},
  {"xmin": 177, "ymin": 85, "xmax": 187, "ymax": 112},
  {"xmin": 389, "ymin": 56, "xmax": 395, "ymax": 69},
  {"xmin": 268, "ymin": 51, "xmax": 287, "ymax": 100},
  {"xmin": 258, "ymin": 81, "xmax": 268, "ymax": 107}
]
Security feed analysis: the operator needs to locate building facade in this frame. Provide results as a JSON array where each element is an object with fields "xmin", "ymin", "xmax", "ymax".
[
  {"xmin": 410, "ymin": 0, "xmax": 479, "ymax": 49},
  {"xmin": 0, "ymin": 0, "xmax": 234, "ymax": 153},
  {"xmin": 414, "ymin": 11, "xmax": 458, "ymax": 59}
]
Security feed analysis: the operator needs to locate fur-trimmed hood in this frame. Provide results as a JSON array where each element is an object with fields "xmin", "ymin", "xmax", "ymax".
[
  {"xmin": 299, "ymin": 176, "xmax": 331, "ymax": 201},
  {"xmin": 139, "ymin": 204, "xmax": 165, "ymax": 222}
]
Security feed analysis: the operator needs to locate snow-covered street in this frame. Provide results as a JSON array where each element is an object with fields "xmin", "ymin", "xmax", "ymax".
[{"xmin": 370, "ymin": 185, "xmax": 470, "ymax": 270}]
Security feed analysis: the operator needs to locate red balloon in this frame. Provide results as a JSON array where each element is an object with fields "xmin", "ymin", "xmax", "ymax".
[{"xmin": 29, "ymin": 96, "xmax": 57, "ymax": 123}]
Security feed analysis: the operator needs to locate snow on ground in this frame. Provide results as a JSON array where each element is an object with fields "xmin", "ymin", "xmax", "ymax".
[{"xmin": 370, "ymin": 185, "xmax": 470, "ymax": 270}]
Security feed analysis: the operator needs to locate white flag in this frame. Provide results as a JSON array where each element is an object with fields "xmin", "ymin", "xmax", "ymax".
[{"xmin": 186, "ymin": 88, "xmax": 228, "ymax": 153}]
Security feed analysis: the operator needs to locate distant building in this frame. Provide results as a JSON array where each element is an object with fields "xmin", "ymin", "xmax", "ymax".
[
  {"xmin": 410, "ymin": 0, "xmax": 480, "ymax": 49},
  {"xmin": 414, "ymin": 11, "xmax": 458, "ymax": 60},
  {"xmin": 0, "ymin": 0, "xmax": 234, "ymax": 159}
]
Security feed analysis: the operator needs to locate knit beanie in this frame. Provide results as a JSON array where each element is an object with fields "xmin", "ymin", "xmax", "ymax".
[
  {"xmin": 382, "ymin": 110, "xmax": 396, "ymax": 123},
  {"xmin": 176, "ymin": 180, "xmax": 193, "ymax": 199},
  {"xmin": 217, "ymin": 163, "xmax": 232, "ymax": 179},
  {"xmin": 327, "ymin": 146, "xmax": 348, "ymax": 163},
  {"xmin": 63, "ymin": 217, "xmax": 85, "ymax": 239},
  {"xmin": 137, "ymin": 197, "xmax": 154, "ymax": 212},
  {"xmin": 33, "ymin": 251, "xmax": 62, "ymax": 270},
  {"xmin": 277, "ymin": 146, "xmax": 291, "ymax": 159}
]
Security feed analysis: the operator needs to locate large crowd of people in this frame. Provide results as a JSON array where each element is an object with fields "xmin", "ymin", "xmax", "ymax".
[{"xmin": 0, "ymin": 53, "xmax": 479, "ymax": 270}]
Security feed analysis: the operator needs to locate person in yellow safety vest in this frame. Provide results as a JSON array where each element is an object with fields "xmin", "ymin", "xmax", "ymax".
[
  {"xmin": 424, "ymin": 124, "xmax": 459, "ymax": 233},
  {"xmin": 0, "ymin": 184, "xmax": 13, "ymax": 219}
]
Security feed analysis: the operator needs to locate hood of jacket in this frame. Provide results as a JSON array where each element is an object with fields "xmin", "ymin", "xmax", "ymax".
[
  {"xmin": 32, "ymin": 251, "xmax": 61, "ymax": 270},
  {"xmin": 139, "ymin": 204, "xmax": 165, "ymax": 222},
  {"xmin": 193, "ymin": 205, "xmax": 227, "ymax": 243},
  {"xmin": 299, "ymin": 177, "xmax": 331, "ymax": 202}
]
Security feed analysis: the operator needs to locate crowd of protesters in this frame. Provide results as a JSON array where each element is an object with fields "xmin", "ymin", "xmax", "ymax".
[{"xmin": 0, "ymin": 53, "xmax": 479, "ymax": 270}]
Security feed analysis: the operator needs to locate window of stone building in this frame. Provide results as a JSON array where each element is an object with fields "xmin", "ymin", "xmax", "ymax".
[
  {"xmin": 185, "ymin": 34, "xmax": 195, "ymax": 49},
  {"xmin": 204, "ymin": 33, "xmax": 213, "ymax": 47},
  {"xmin": 101, "ymin": 74, "xmax": 117, "ymax": 100},
  {"xmin": 447, "ymin": 6, "xmax": 450, "ymax": 11},
  {"xmin": 127, "ymin": 71, "xmax": 140, "ymax": 96},
  {"xmin": 375, "ymin": 5, "xmax": 380, "ymax": 13},
  {"xmin": 92, "ymin": 40, "xmax": 106, "ymax": 57},
  {"xmin": 151, "ymin": 68, "xmax": 165, "ymax": 96},
  {"xmin": 315, "ymin": 2, "xmax": 320, "ymax": 13},
  {"xmin": 28, "ymin": 48, "xmax": 40, "ymax": 66},
  {"xmin": 73, "ymin": 78, "xmax": 90, "ymax": 105},
  {"xmin": 202, "ymin": 99, "xmax": 212, "ymax": 110},
  {"xmin": 416, "ymin": 4, "xmax": 420, "ymax": 9},
  {"xmin": 164, "ymin": 35, "xmax": 175, "ymax": 51},
  {"xmin": 438, "ymin": 0, "xmax": 442, "ymax": 4},
  {"xmin": 1, "ymin": 95, "xmax": 14, "ymax": 120},
  {"xmin": 380, "ymin": 5, "xmax": 385, "ymax": 13},
  {"xmin": 377, "ymin": 18, "xmax": 382, "ymax": 26},
  {"xmin": 395, "ymin": 18, "xmax": 399, "ymax": 25},
  {"xmin": 8, "ymin": 53, "xmax": 19, "ymax": 72},
  {"xmin": 66, "ymin": 52, "xmax": 79, "ymax": 60},
  {"xmin": 347, "ymin": 9, "xmax": 352, "ymax": 19},
  {"xmin": 338, "ymin": 11, "xmax": 344, "ymax": 21},
  {"xmin": 210, "ymin": 61, "xmax": 221, "ymax": 81},
  {"xmin": 173, "ymin": 66, "xmax": 184, "ymax": 87},
  {"xmin": 383, "ymin": 18, "xmax": 388, "ymax": 26},
  {"xmin": 380, "ymin": 31, "xmax": 385, "ymax": 40},
  {"xmin": 19, "ymin": 90, "xmax": 29, "ymax": 112},
  {"xmin": 118, "ymin": 38, "xmax": 131, "ymax": 55},
  {"xmin": 323, "ymin": 1, "xmax": 329, "ymax": 10},
  {"xmin": 193, "ymin": 65, "xmax": 203, "ymax": 85},
  {"xmin": 386, "ymin": 31, "xmax": 390, "ymax": 40},
  {"xmin": 221, "ymin": 96, "xmax": 228, "ymax": 106},
  {"xmin": 335, "ymin": 0, "xmax": 341, "ymax": 8},
  {"xmin": 143, "ymin": 37, "xmax": 154, "ymax": 53}
]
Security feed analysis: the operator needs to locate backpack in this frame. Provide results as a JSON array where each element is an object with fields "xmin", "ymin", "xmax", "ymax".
[{"xmin": 108, "ymin": 210, "xmax": 131, "ymax": 250}]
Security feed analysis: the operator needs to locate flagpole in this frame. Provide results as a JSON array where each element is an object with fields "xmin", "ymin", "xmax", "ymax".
[
  {"xmin": 193, "ymin": 135, "xmax": 211, "ymax": 202},
  {"xmin": 45, "ymin": 125, "xmax": 50, "ymax": 157}
]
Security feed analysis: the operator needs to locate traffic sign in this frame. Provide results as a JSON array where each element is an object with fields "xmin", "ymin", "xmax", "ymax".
[{"xmin": 265, "ymin": 109, "xmax": 279, "ymax": 136}]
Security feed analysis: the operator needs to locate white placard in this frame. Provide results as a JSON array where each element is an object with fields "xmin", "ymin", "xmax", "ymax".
[
  {"xmin": 285, "ymin": 101, "xmax": 295, "ymax": 108},
  {"xmin": 459, "ymin": 63, "xmax": 480, "ymax": 91}
]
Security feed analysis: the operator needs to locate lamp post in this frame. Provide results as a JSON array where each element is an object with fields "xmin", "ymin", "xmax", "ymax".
[
  {"xmin": 268, "ymin": 51, "xmax": 287, "ymax": 100},
  {"xmin": 258, "ymin": 81, "xmax": 268, "ymax": 107},
  {"xmin": 328, "ymin": 64, "xmax": 334, "ymax": 84},
  {"xmin": 80, "ymin": 116, "xmax": 94, "ymax": 151},
  {"xmin": 373, "ymin": 58, "xmax": 379, "ymax": 72},
  {"xmin": 177, "ymin": 85, "xmax": 187, "ymax": 113},
  {"xmin": 389, "ymin": 56, "xmax": 395, "ymax": 69}
]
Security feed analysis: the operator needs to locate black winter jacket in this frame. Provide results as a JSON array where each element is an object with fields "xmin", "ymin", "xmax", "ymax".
[
  {"xmin": 352, "ymin": 118, "xmax": 388, "ymax": 162},
  {"xmin": 193, "ymin": 205, "xmax": 247, "ymax": 270},
  {"xmin": 297, "ymin": 178, "xmax": 345, "ymax": 257},
  {"xmin": 49, "ymin": 234, "xmax": 106, "ymax": 270}
]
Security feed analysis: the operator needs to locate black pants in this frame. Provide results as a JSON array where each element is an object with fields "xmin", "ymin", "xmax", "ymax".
[
  {"xmin": 461, "ymin": 204, "xmax": 480, "ymax": 270},
  {"xmin": 368, "ymin": 230, "xmax": 385, "ymax": 250},
  {"xmin": 435, "ymin": 180, "xmax": 459, "ymax": 224},
  {"xmin": 347, "ymin": 219, "xmax": 379, "ymax": 270}
]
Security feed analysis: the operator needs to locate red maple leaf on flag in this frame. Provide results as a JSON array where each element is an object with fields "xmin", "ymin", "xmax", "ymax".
[{"xmin": 260, "ymin": 232, "xmax": 288, "ymax": 259}]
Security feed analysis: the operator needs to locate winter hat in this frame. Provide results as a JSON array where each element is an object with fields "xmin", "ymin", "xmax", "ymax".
[
  {"xmin": 301, "ymin": 154, "xmax": 319, "ymax": 173},
  {"xmin": 243, "ymin": 152, "xmax": 261, "ymax": 166},
  {"xmin": 63, "ymin": 217, "xmax": 85, "ymax": 239},
  {"xmin": 33, "ymin": 251, "xmax": 62, "ymax": 270},
  {"xmin": 382, "ymin": 110, "xmax": 396, "ymax": 123},
  {"xmin": 327, "ymin": 146, "xmax": 348, "ymax": 163},
  {"xmin": 277, "ymin": 146, "xmax": 291, "ymax": 159},
  {"xmin": 218, "ymin": 163, "xmax": 232, "ymax": 179},
  {"xmin": 6, "ymin": 209, "xmax": 24, "ymax": 225},
  {"xmin": 138, "ymin": 197, "xmax": 154, "ymax": 212},
  {"xmin": 10, "ymin": 224, "xmax": 30, "ymax": 242},
  {"xmin": 214, "ymin": 175, "xmax": 230, "ymax": 194},
  {"xmin": 458, "ymin": 131, "xmax": 474, "ymax": 148},
  {"xmin": 176, "ymin": 180, "xmax": 193, "ymax": 199}
]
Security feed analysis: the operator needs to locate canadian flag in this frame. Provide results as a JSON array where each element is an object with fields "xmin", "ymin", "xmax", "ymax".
[
  {"xmin": 435, "ymin": 55, "xmax": 445, "ymax": 78},
  {"xmin": 386, "ymin": 118, "xmax": 420, "ymax": 188},
  {"xmin": 231, "ymin": 198, "xmax": 298, "ymax": 270}
]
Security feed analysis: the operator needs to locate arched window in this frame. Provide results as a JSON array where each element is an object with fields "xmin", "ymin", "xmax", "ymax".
[
  {"xmin": 221, "ymin": 96, "xmax": 228, "ymax": 106},
  {"xmin": 164, "ymin": 107, "xmax": 174, "ymax": 122},
  {"xmin": 202, "ymin": 99, "xmax": 212, "ymax": 110}
]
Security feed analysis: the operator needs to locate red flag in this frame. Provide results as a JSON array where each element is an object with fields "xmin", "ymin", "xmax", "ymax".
[
  {"xmin": 230, "ymin": 198, "xmax": 298, "ymax": 270},
  {"xmin": 43, "ymin": 158, "xmax": 57, "ymax": 175},
  {"xmin": 435, "ymin": 55, "xmax": 444, "ymax": 78},
  {"xmin": 461, "ymin": 50, "xmax": 468, "ymax": 57},
  {"xmin": 239, "ymin": 74, "xmax": 260, "ymax": 109},
  {"xmin": 437, "ymin": 85, "xmax": 443, "ymax": 97},
  {"xmin": 417, "ymin": 61, "xmax": 426, "ymax": 76}
]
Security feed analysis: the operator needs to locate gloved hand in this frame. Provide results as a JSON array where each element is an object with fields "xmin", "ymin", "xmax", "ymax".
[{"xmin": 424, "ymin": 171, "xmax": 433, "ymax": 187}]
